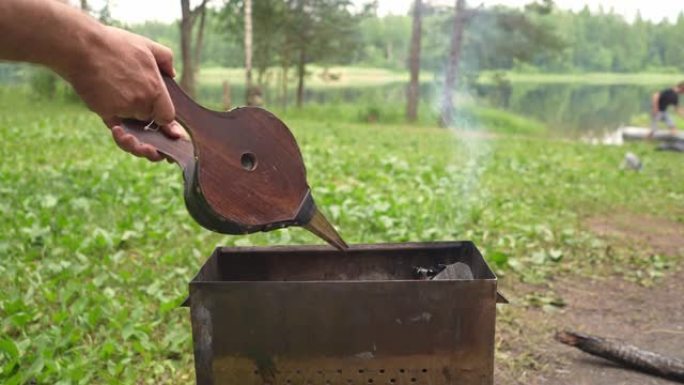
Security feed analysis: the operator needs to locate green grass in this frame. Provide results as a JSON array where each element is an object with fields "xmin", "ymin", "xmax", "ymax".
[
  {"xmin": 478, "ymin": 71, "xmax": 683, "ymax": 85},
  {"xmin": 199, "ymin": 65, "xmax": 430, "ymax": 89},
  {"xmin": 270, "ymin": 102, "xmax": 548, "ymax": 136},
  {"xmin": 1, "ymin": 87, "xmax": 683, "ymax": 384},
  {"xmin": 204, "ymin": 66, "xmax": 684, "ymax": 88}
]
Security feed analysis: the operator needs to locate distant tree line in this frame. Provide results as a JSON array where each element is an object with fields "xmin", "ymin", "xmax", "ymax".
[
  {"xmin": 127, "ymin": 3, "xmax": 684, "ymax": 78},
  {"xmin": 358, "ymin": 5, "xmax": 684, "ymax": 75}
]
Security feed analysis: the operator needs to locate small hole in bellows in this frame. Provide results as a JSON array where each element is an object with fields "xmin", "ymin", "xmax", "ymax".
[
  {"xmin": 240, "ymin": 152, "xmax": 257, "ymax": 171},
  {"xmin": 422, "ymin": 368, "xmax": 428, "ymax": 373},
  {"xmin": 379, "ymin": 369, "xmax": 385, "ymax": 374},
  {"xmin": 411, "ymin": 378, "xmax": 417, "ymax": 382},
  {"xmin": 399, "ymin": 369, "xmax": 405, "ymax": 373},
  {"xmin": 358, "ymin": 369, "xmax": 365, "ymax": 374},
  {"xmin": 389, "ymin": 379, "xmax": 396, "ymax": 384},
  {"xmin": 368, "ymin": 379, "xmax": 374, "ymax": 383}
]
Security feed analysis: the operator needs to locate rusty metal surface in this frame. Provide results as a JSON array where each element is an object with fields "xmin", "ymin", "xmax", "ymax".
[{"xmin": 186, "ymin": 242, "xmax": 501, "ymax": 385}]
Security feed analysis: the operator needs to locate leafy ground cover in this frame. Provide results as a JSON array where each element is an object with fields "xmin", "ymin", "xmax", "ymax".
[{"xmin": 1, "ymin": 88, "xmax": 683, "ymax": 384}]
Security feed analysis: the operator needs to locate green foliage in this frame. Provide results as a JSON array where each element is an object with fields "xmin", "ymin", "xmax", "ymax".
[
  {"xmin": 128, "ymin": 14, "xmax": 243, "ymax": 69},
  {"xmin": 45, "ymin": 2, "xmax": 684, "ymax": 86},
  {"xmin": 23, "ymin": 66, "xmax": 80, "ymax": 102},
  {"xmin": 459, "ymin": 7, "xmax": 565, "ymax": 73},
  {"xmin": 217, "ymin": 0, "xmax": 288, "ymax": 73},
  {"xmin": 217, "ymin": 0, "xmax": 365, "ymax": 77},
  {"xmin": 534, "ymin": 8, "xmax": 684, "ymax": 73},
  {"xmin": 356, "ymin": 15, "xmax": 412, "ymax": 69},
  {"xmin": 27, "ymin": 67, "xmax": 58, "ymax": 99},
  {"xmin": 129, "ymin": 21, "xmax": 180, "ymax": 57},
  {"xmin": 524, "ymin": 0, "xmax": 555, "ymax": 15}
]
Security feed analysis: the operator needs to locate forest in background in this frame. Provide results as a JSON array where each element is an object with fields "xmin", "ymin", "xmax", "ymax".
[
  {"xmin": 126, "ymin": 4, "xmax": 684, "ymax": 75},
  {"xmin": 2, "ymin": 2, "xmax": 684, "ymax": 86}
]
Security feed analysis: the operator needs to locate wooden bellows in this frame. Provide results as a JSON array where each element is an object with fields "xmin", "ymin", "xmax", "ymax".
[{"xmin": 122, "ymin": 76, "xmax": 347, "ymax": 250}]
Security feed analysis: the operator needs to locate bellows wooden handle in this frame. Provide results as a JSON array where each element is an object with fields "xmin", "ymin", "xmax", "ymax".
[
  {"xmin": 120, "ymin": 76, "xmax": 197, "ymax": 168},
  {"xmin": 120, "ymin": 120, "xmax": 195, "ymax": 169}
]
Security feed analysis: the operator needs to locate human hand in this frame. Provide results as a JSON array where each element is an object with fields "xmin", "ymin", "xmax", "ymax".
[
  {"xmin": 108, "ymin": 120, "xmax": 188, "ymax": 162},
  {"xmin": 59, "ymin": 26, "xmax": 176, "ymax": 124},
  {"xmin": 56, "ymin": 26, "xmax": 181, "ymax": 160}
]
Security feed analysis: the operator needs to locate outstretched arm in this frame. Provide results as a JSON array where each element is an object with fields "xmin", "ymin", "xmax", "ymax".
[{"xmin": 0, "ymin": 0, "xmax": 183, "ymax": 161}]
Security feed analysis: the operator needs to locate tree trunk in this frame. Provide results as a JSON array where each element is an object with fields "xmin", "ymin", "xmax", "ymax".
[
  {"xmin": 80, "ymin": 0, "xmax": 89, "ymax": 11},
  {"xmin": 296, "ymin": 46, "xmax": 306, "ymax": 108},
  {"xmin": 222, "ymin": 80, "xmax": 232, "ymax": 111},
  {"xmin": 280, "ymin": 35, "xmax": 291, "ymax": 110},
  {"xmin": 440, "ymin": 0, "xmax": 466, "ymax": 128},
  {"xmin": 193, "ymin": 1, "xmax": 208, "ymax": 76},
  {"xmin": 180, "ymin": 0, "xmax": 196, "ymax": 97},
  {"xmin": 281, "ymin": 64, "xmax": 289, "ymax": 110},
  {"xmin": 257, "ymin": 68, "xmax": 265, "ymax": 88},
  {"xmin": 179, "ymin": 0, "xmax": 208, "ymax": 98},
  {"xmin": 244, "ymin": 0, "xmax": 256, "ymax": 105},
  {"xmin": 406, "ymin": 0, "xmax": 423, "ymax": 123}
]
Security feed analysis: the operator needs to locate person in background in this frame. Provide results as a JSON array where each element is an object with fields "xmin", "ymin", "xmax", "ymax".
[
  {"xmin": 0, "ymin": 0, "xmax": 183, "ymax": 161},
  {"xmin": 650, "ymin": 82, "xmax": 684, "ymax": 136}
]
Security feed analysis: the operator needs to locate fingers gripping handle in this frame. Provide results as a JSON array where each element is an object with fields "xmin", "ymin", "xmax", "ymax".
[
  {"xmin": 120, "ymin": 120, "xmax": 195, "ymax": 168},
  {"xmin": 120, "ymin": 76, "xmax": 196, "ymax": 168}
]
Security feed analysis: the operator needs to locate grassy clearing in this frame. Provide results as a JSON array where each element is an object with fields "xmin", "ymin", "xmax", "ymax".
[
  {"xmin": 478, "ymin": 71, "xmax": 682, "ymax": 85},
  {"xmin": 203, "ymin": 66, "xmax": 683, "ymax": 88},
  {"xmin": 198, "ymin": 65, "xmax": 429, "ymax": 89},
  {"xmin": 272, "ymin": 102, "xmax": 548, "ymax": 136},
  {"xmin": 1, "ymin": 88, "xmax": 683, "ymax": 384}
]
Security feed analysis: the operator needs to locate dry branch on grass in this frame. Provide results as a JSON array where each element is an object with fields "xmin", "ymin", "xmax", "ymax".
[{"xmin": 555, "ymin": 330, "xmax": 684, "ymax": 383}]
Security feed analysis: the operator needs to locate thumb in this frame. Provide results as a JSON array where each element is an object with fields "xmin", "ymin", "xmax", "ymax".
[
  {"xmin": 151, "ymin": 76, "xmax": 175, "ymax": 126},
  {"xmin": 148, "ymin": 41, "xmax": 176, "ymax": 78}
]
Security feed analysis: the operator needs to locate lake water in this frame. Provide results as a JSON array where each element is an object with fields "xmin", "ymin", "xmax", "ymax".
[
  {"xmin": 198, "ymin": 80, "xmax": 671, "ymax": 136},
  {"xmin": 472, "ymin": 82, "xmax": 672, "ymax": 136}
]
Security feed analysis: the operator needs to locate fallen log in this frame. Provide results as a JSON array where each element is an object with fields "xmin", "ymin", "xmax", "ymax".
[
  {"xmin": 621, "ymin": 126, "xmax": 684, "ymax": 143},
  {"xmin": 555, "ymin": 330, "xmax": 684, "ymax": 383}
]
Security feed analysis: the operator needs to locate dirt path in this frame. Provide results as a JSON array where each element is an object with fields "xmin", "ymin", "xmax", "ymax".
[
  {"xmin": 543, "ymin": 268, "xmax": 684, "ymax": 385},
  {"xmin": 495, "ymin": 213, "xmax": 684, "ymax": 385}
]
